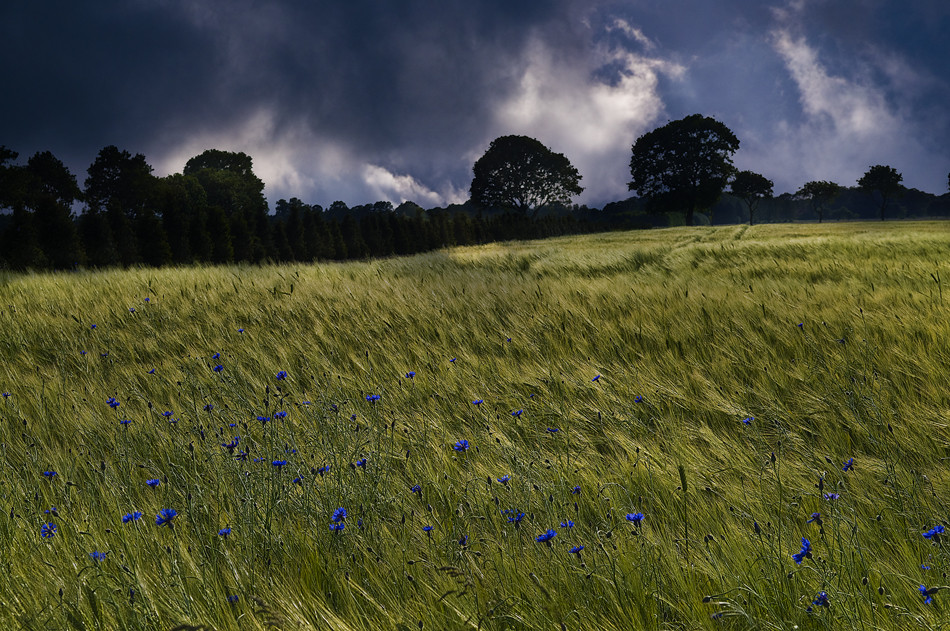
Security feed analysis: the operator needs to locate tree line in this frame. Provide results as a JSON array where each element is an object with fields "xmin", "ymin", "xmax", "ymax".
[{"xmin": 2, "ymin": 115, "xmax": 949, "ymax": 270}]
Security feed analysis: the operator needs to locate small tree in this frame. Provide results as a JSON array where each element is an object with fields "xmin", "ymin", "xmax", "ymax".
[
  {"xmin": 471, "ymin": 135, "xmax": 583, "ymax": 216},
  {"xmin": 729, "ymin": 171, "xmax": 773, "ymax": 225},
  {"xmin": 857, "ymin": 165, "xmax": 903, "ymax": 221},
  {"xmin": 795, "ymin": 181, "xmax": 841, "ymax": 223},
  {"xmin": 629, "ymin": 114, "xmax": 740, "ymax": 226}
]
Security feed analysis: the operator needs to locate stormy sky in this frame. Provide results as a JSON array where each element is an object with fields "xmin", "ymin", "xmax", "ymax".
[{"xmin": 3, "ymin": 0, "xmax": 949, "ymax": 209}]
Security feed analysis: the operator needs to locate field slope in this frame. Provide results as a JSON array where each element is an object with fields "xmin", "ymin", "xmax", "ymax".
[{"xmin": 1, "ymin": 221, "xmax": 950, "ymax": 630}]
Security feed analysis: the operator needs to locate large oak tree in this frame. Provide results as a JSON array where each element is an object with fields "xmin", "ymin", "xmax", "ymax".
[
  {"xmin": 470, "ymin": 135, "xmax": 583, "ymax": 216},
  {"xmin": 629, "ymin": 114, "xmax": 739, "ymax": 225}
]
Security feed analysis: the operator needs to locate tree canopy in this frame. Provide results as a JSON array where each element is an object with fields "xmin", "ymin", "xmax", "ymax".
[
  {"xmin": 470, "ymin": 135, "xmax": 583, "ymax": 215},
  {"xmin": 629, "ymin": 114, "xmax": 740, "ymax": 225},
  {"xmin": 729, "ymin": 170, "xmax": 773, "ymax": 225},
  {"xmin": 795, "ymin": 181, "xmax": 841, "ymax": 223},
  {"xmin": 857, "ymin": 165, "xmax": 903, "ymax": 221}
]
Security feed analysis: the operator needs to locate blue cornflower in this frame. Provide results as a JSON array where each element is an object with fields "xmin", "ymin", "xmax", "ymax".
[
  {"xmin": 497, "ymin": 475, "xmax": 510, "ymax": 485},
  {"xmin": 423, "ymin": 525, "xmax": 433, "ymax": 533},
  {"xmin": 227, "ymin": 595, "xmax": 239, "ymax": 604},
  {"xmin": 536, "ymin": 529, "xmax": 557, "ymax": 543},
  {"xmin": 920, "ymin": 585, "xmax": 935, "ymax": 605},
  {"xmin": 812, "ymin": 591, "xmax": 829, "ymax": 607},
  {"xmin": 824, "ymin": 493, "xmax": 840, "ymax": 501},
  {"xmin": 792, "ymin": 538, "xmax": 812, "ymax": 565},
  {"xmin": 148, "ymin": 368, "xmax": 155, "ymax": 374},
  {"xmin": 274, "ymin": 411, "xmax": 287, "ymax": 419},
  {"xmin": 569, "ymin": 545, "xmax": 584, "ymax": 554},
  {"xmin": 221, "ymin": 437, "xmax": 240, "ymax": 453},
  {"xmin": 366, "ymin": 394, "xmax": 380, "ymax": 402},
  {"xmin": 332, "ymin": 507, "xmax": 347, "ymax": 523},
  {"xmin": 211, "ymin": 352, "xmax": 220, "ymax": 360},
  {"xmin": 293, "ymin": 477, "xmax": 303, "ymax": 485},
  {"xmin": 119, "ymin": 419, "xmax": 131, "ymax": 425},
  {"xmin": 450, "ymin": 357, "xmax": 457, "ymax": 363},
  {"xmin": 238, "ymin": 328, "xmax": 244, "ymax": 333},
  {"xmin": 453, "ymin": 439, "xmax": 469, "ymax": 452},
  {"xmin": 329, "ymin": 523, "xmax": 345, "ymax": 532},
  {"xmin": 91, "ymin": 324, "xmax": 97, "ymax": 329},
  {"xmin": 472, "ymin": 399, "xmax": 483, "ymax": 405},
  {"xmin": 317, "ymin": 465, "xmax": 330, "ymax": 475},
  {"xmin": 410, "ymin": 485, "xmax": 422, "ymax": 495},
  {"xmin": 219, "ymin": 527, "xmax": 231, "ymax": 538},
  {"xmin": 272, "ymin": 460, "xmax": 287, "ymax": 468},
  {"xmin": 797, "ymin": 322, "xmax": 804, "ymax": 329},
  {"xmin": 213, "ymin": 365, "xmax": 224, "ymax": 373},
  {"xmin": 546, "ymin": 427, "xmax": 559, "ymax": 433},
  {"xmin": 45, "ymin": 507, "xmax": 57, "ymax": 516},
  {"xmin": 592, "ymin": 374, "xmax": 601, "ymax": 382},
  {"xmin": 122, "ymin": 511, "xmax": 142, "ymax": 523},
  {"xmin": 129, "ymin": 307, "xmax": 135, "ymax": 313},
  {"xmin": 571, "ymin": 486, "xmax": 581, "ymax": 495},
  {"xmin": 1, "ymin": 392, "xmax": 9, "ymax": 398},
  {"xmin": 276, "ymin": 371, "xmax": 288, "ymax": 381},
  {"xmin": 626, "ymin": 513, "xmax": 644, "ymax": 525},
  {"xmin": 161, "ymin": 411, "xmax": 173, "ymax": 418},
  {"xmin": 355, "ymin": 458, "xmax": 367, "ymax": 468},
  {"xmin": 560, "ymin": 520, "xmax": 574, "ymax": 528},
  {"xmin": 257, "ymin": 415, "xmax": 270, "ymax": 424},
  {"xmin": 923, "ymin": 525, "xmax": 945, "ymax": 539},
  {"xmin": 634, "ymin": 395, "xmax": 643, "ymax": 403},
  {"xmin": 459, "ymin": 534, "xmax": 468, "ymax": 546},
  {"xmin": 107, "ymin": 397, "xmax": 120, "ymax": 409},
  {"xmin": 146, "ymin": 479, "xmax": 160, "ymax": 487},
  {"xmin": 80, "ymin": 350, "xmax": 87, "ymax": 355},
  {"xmin": 234, "ymin": 451, "xmax": 248, "ymax": 461},
  {"xmin": 43, "ymin": 470, "xmax": 57, "ymax": 478},
  {"xmin": 204, "ymin": 404, "xmax": 215, "ymax": 412},
  {"xmin": 155, "ymin": 508, "xmax": 177, "ymax": 527},
  {"xmin": 512, "ymin": 409, "xmax": 523, "ymax": 417},
  {"xmin": 40, "ymin": 523, "xmax": 57, "ymax": 538},
  {"xmin": 89, "ymin": 551, "xmax": 107, "ymax": 562},
  {"xmin": 504, "ymin": 510, "xmax": 525, "ymax": 524},
  {"xmin": 405, "ymin": 371, "xmax": 415, "ymax": 379},
  {"xmin": 806, "ymin": 512, "xmax": 822, "ymax": 525},
  {"xmin": 842, "ymin": 458, "xmax": 854, "ymax": 472},
  {"xmin": 742, "ymin": 417, "xmax": 753, "ymax": 425}
]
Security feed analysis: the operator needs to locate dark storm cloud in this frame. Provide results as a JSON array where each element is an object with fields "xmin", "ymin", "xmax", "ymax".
[{"xmin": 2, "ymin": 1, "xmax": 949, "ymax": 207}]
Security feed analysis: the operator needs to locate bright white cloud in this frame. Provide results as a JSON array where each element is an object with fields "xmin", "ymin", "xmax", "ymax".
[
  {"xmin": 733, "ymin": 19, "xmax": 946, "ymax": 194},
  {"xmin": 606, "ymin": 18, "xmax": 657, "ymax": 50},
  {"xmin": 361, "ymin": 164, "xmax": 464, "ymax": 207},
  {"xmin": 773, "ymin": 30, "xmax": 895, "ymax": 138},
  {"xmin": 153, "ymin": 108, "xmax": 468, "ymax": 208},
  {"xmin": 492, "ymin": 29, "xmax": 685, "ymax": 205}
]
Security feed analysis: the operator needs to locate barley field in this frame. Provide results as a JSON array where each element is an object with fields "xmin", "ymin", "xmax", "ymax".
[{"xmin": 1, "ymin": 221, "xmax": 949, "ymax": 630}]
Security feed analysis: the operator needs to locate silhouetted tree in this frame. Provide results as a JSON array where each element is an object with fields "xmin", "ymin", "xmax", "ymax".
[
  {"xmin": 184, "ymin": 149, "xmax": 268, "ymax": 260},
  {"xmin": 84, "ymin": 146, "xmax": 157, "ymax": 265},
  {"xmin": 340, "ymin": 214, "xmax": 368, "ymax": 259},
  {"xmin": 729, "ymin": 170, "xmax": 773, "ymax": 225},
  {"xmin": 629, "ymin": 114, "xmax": 740, "ymax": 225},
  {"xmin": 155, "ymin": 174, "xmax": 208, "ymax": 264},
  {"xmin": 795, "ymin": 181, "xmax": 841, "ymax": 223},
  {"xmin": 206, "ymin": 206, "xmax": 234, "ymax": 263},
  {"xmin": 25, "ymin": 152, "xmax": 83, "ymax": 268},
  {"xmin": 471, "ymin": 135, "xmax": 583, "ymax": 216},
  {"xmin": 858, "ymin": 165, "xmax": 903, "ymax": 221}
]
